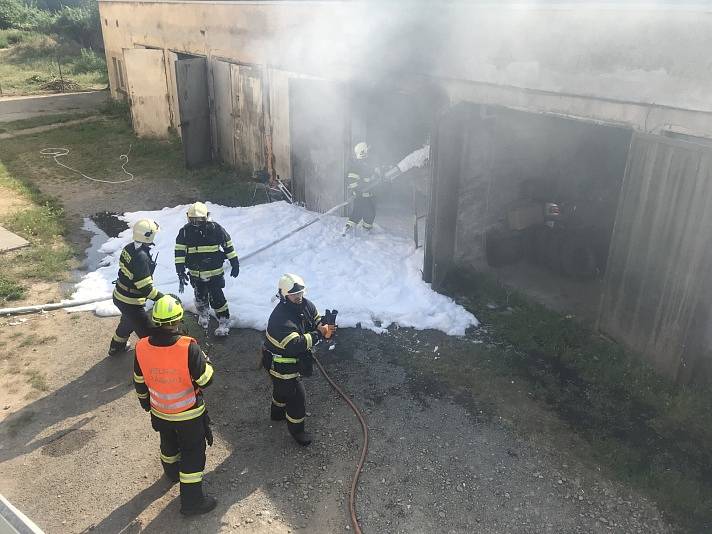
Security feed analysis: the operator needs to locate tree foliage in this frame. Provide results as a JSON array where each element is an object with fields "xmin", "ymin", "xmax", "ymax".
[{"xmin": 0, "ymin": 0, "xmax": 102, "ymax": 50}]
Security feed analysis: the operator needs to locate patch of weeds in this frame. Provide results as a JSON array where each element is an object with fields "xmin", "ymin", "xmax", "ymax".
[
  {"xmin": 17, "ymin": 334, "xmax": 40, "ymax": 348},
  {"xmin": 24, "ymin": 369, "xmax": 48, "ymax": 391},
  {"xmin": 439, "ymin": 267, "xmax": 712, "ymax": 531},
  {"xmin": 2, "ymin": 202, "xmax": 66, "ymax": 240},
  {"xmin": 17, "ymin": 244, "xmax": 74, "ymax": 280},
  {"xmin": 0, "ymin": 275, "xmax": 25, "ymax": 301},
  {"xmin": 8, "ymin": 332, "xmax": 23, "ymax": 340}
]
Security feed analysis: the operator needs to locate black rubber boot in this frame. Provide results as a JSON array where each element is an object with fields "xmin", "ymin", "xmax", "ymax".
[
  {"xmin": 180, "ymin": 495, "xmax": 217, "ymax": 516},
  {"xmin": 291, "ymin": 431, "xmax": 312, "ymax": 446},
  {"xmin": 108, "ymin": 342, "xmax": 131, "ymax": 357},
  {"xmin": 162, "ymin": 464, "xmax": 179, "ymax": 484},
  {"xmin": 270, "ymin": 405, "xmax": 286, "ymax": 421}
]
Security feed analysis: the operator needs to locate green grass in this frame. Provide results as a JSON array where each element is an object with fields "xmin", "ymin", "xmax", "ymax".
[
  {"xmin": 0, "ymin": 275, "xmax": 25, "ymax": 301},
  {"xmin": 0, "ymin": 112, "xmax": 96, "ymax": 134},
  {"xmin": 0, "ymin": 32, "xmax": 107, "ymax": 95},
  {"xmin": 0, "ymin": 112, "xmax": 260, "ymax": 206},
  {"xmin": 433, "ymin": 268, "xmax": 712, "ymax": 531},
  {"xmin": 0, "ymin": 158, "xmax": 74, "ymax": 300},
  {"xmin": 24, "ymin": 369, "xmax": 49, "ymax": 391}
]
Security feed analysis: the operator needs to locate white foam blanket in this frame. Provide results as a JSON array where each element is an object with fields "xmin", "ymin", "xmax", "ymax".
[{"xmin": 71, "ymin": 202, "xmax": 477, "ymax": 335}]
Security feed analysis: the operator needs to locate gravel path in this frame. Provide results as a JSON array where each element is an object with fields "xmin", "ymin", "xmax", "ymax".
[{"xmin": 0, "ymin": 312, "xmax": 673, "ymax": 534}]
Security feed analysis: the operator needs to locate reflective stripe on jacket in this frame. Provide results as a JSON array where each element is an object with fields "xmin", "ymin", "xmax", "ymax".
[{"xmin": 135, "ymin": 336, "xmax": 201, "ymax": 417}]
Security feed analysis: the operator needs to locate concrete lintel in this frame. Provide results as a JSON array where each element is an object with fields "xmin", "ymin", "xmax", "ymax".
[{"xmin": 444, "ymin": 79, "xmax": 712, "ymax": 139}]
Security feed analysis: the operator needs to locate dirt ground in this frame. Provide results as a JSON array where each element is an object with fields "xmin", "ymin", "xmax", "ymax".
[{"xmin": 0, "ymin": 149, "xmax": 676, "ymax": 533}]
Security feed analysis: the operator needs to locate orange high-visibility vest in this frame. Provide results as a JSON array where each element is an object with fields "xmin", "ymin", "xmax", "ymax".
[{"xmin": 135, "ymin": 336, "xmax": 197, "ymax": 414}]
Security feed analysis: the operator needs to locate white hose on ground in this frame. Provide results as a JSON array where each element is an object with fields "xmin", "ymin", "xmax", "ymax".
[
  {"xmin": 0, "ymin": 146, "xmax": 428, "ymax": 317},
  {"xmin": 41, "ymin": 146, "xmax": 134, "ymax": 184}
]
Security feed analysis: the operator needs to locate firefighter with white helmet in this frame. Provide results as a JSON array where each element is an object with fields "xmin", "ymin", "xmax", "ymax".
[
  {"xmin": 261, "ymin": 274, "xmax": 335, "ymax": 446},
  {"xmin": 174, "ymin": 202, "xmax": 240, "ymax": 336},
  {"xmin": 108, "ymin": 218, "xmax": 164, "ymax": 357},
  {"xmin": 343, "ymin": 141, "xmax": 378, "ymax": 236}
]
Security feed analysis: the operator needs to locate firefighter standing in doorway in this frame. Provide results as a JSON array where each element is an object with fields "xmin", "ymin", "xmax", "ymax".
[
  {"xmin": 133, "ymin": 294, "xmax": 218, "ymax": 516},
  {"xmin": 175, "ymin": 202, "xmax": 240, "ymax": 337},
  {"xmin": 262, "ymin": 274, "xmax": 335, "ymax": 446},
  {"xmin": 108, "ymin": 219, "xmax": 164, "ymax": 357},
  {"xmin": 342, "ymin": 141, "xmax": 379, "ymax": 236}
]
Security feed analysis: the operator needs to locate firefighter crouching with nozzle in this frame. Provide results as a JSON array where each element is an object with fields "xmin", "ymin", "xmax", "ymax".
[
  {"xmin": 133, "ymin": 294, "xmax": 218, "ymax": 516},
  {"xmin": 108, "ymin": 219, "xmax": 163, "ymax": 357},
  {"xmin": 262, "ymin": 274, "xmax": 336, "ymax": 446}
]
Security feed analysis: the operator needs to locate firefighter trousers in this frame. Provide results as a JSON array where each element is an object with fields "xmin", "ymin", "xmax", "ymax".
[
  {"xmin": 347, "ymin": 196, "xmax": 376, "ymax": 229},
  {"xmin": 151, "ymin": 413, "xmax": 207, "ymax": 508},
  {"xmin": 191, "ymin": 275, "xmax": 229, "ymax": 318},
  {"xmin": 271, "ymin": 376, "xmax": 306, "ymax": 435},
  {"xmin": 110, "ymin": 297, "xmax": 152, "ymax": 352}
]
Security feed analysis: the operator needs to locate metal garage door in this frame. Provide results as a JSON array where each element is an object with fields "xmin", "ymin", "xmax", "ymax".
[
  {"xmin": 123, "ymin": 48, "xmax": 171, "ymax": 138},
  {"xmin": 599, "ymin": 133, "xmax": 712, "ymax": 383},
  {"xmin": 231, "ymin": 64, "xmax": 265, "ymax": 175},
  {"xmin": 212, "ymin": 60, "xmax": 235, "ymax": 166},
  {"xmin": 175, "ymin": 57, "xmax": 211, "ymax": 168}
]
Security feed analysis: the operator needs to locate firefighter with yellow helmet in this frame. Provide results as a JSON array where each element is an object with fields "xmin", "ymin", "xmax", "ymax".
[
  {"xmin": 108, "ymin": 219, "xmax": 164, "ymax": 356},
  {"xmin": 262, "ymin": 274, "xmax": 335, "ymax": 446},
  {"xmin": 174, "ymin": 202, "xmax": 240, "ymax": 336},
  {"xmin": 133, "ymin": 294, "xmax": 217, "ymax": 516},
  {"xmin": 342, "ymin": 142, "xmax": 378, "ymax": 236}
]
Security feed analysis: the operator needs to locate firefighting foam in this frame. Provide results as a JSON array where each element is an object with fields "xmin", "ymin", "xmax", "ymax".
[{"xmin": 71, "ymin": 202, "xmax": 477, "ymax": 336}]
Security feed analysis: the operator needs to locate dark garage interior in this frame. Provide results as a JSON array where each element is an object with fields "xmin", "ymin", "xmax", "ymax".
[{"xmin": 431, "ymin": 103, "xmax": 633, "ymax": 322}]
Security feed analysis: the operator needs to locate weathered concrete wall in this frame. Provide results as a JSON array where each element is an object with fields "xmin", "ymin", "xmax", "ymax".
[
  {"xmin": 599, "ymin": 134, "xmax": 712, "ymax": 383},
  {"xmin": 98, "ymin": 1, "xmax": 712, "ymax": 139}
]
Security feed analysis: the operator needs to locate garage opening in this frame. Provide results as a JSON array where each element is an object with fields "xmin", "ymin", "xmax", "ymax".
[
  {"xmin": 350, "ymin": 85, "xmax": 442, "ymax": 243},
  {"xmin": 432, "ymin": 103, "xmax": 632, "ymax": 323},
  {"xmin": 173, "ymin": 53, "xmax": 211, "ymax": 168}
]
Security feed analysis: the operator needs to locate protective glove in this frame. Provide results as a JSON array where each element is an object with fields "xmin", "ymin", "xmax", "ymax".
[
  {"xmin": 139, "ymin": 398, "xmax": 151, "ymax": 412},
  {"xmin": 177, "ymin": 270, "xmax": 189, "ymax": 293},
  {"xmin": 229, "ymin": 259, "xmax": 240, "ymax": 278},
  {"xmin": 204, "ymin": 414, "xmax": 214, "ymax": 447}
]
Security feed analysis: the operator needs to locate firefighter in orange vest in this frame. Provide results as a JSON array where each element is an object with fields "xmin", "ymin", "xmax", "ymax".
[{"xmin": 133, "ymin": 294, "xmax": 217, "ymax": 516}]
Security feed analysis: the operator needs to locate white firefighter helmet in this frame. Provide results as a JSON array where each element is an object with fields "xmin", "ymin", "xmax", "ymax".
[
  {"xmin": 354, "ymin": 142, "xmax": 369, "ymax": 160},
  {"xmin": 132, "ymin": 219, "xmax": 159, "ymax": 244},
  {"xmin": 187, "ymin": 201, "xmax": 209, "ymax": 219},
  {"xmin": 278, "ymin": 273, "xmax": 306, "ymax": 298}
]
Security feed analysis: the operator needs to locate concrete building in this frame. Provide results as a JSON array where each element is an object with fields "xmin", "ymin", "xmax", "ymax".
[{"xmin": 98, "ymin": 1, "xmax": 712, "ymax": 383}]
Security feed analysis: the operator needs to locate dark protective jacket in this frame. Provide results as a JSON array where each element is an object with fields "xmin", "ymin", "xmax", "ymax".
[
  {"xmin": 113, "ymin": 243, "xmax": 163, "ymax": 306},
  {"xmin": 264, "ymin": 298, "xmax": 323, "ymax": 380},
  {"xmin": 174, "ymin": 221, "xmax": 238, "ymax": 280},
  {"xmin": 347, "ymin": 158, "xmax": 376, "ymax": 198},
  {"xmin": 133, "ymin": 332, "xmax": 214, "ymax": 421}
]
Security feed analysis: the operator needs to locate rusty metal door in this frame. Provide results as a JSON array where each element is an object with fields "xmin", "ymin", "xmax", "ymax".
[
  {"xmin": 598, "ymin": 133, "xmax": 712, "ymax": 382},
  {"xmin": 175, "ymin": 57, "xmax": 212, "ymax": 168},
  {"xmin": 123, "ymin": 48, "xmax": 171, "ymax": 138},
  {"xmin": 212, "ymin": 60, "xmax": 235, "ymax": 166},
  {"xmin": 289, "ymin": 78, "xmax": 348, "ymax": 213},
  {"xmin": 231, "ymin": 64, "xmax": 265, "ymax": 175}
]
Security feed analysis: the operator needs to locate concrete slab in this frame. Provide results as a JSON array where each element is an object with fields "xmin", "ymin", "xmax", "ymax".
[
  {"xmin": 0, "ymin": 226, "xmax": 29, "ymax": 253},
  {"xmin": 0, "ymin": 90, "xmax": 108, "ymax": 123}
]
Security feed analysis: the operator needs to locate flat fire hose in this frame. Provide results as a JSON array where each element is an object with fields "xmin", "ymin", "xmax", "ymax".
[{"xmin": 313, "ymin": 353, "xmax": 368, "ymax": 534}]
